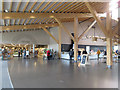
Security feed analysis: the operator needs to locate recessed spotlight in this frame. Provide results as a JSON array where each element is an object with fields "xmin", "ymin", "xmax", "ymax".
[
  {"xmin": 5, "ymin": 9, "xmax": 9, "ymax": 12},
  {"xmin": 31, "ymin": 10, "xmax": 34, "ymax": 13},
  {"xmin": 52, "ymin": 10, "xmax": 55, "ymax": 13}
]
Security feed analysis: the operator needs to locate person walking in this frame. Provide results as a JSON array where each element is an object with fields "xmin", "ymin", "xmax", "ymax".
[
  {"xmin": 97, "ymin": 49, "xmax": 101, "ymax": 63},
  {"xmin": 47, "ymin": 49, "xmax": 50, "ymax": 60}
]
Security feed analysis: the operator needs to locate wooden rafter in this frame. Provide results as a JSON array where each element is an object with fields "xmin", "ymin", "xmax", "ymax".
[
  {"xmin": 42, "ymin": 27, "xmax": 59, "ymax": 44},
  {"xmin": 16, "ymin": 0, "xmax": 22, "ymax": 12},
  {"xmin": 63, "ymin": 2, "xmax": 80, "ymax": 12},
  {"xmin": 9, "ymin": 19, "xmax": 11, "ymax": 25},
  {"xmin": 44, "ymin": 0, "xmax": 58, "ymax": 12},
  {"xmin": 85, "ymin": 2, "xmax": 108, "ymax": 37},
  {"xmin": 1, "ymin": 12, "xmax": 104, "ymax": 19},
  {"xmin": 48, "ymin": 18, "xmax": 54, "ymax": 23},
  {"xmin": 38, "ymin": 18, "xmax": 45, "ymax": 24},
  {"xmin": 29, "ymin": 1, "xmax": 38, "ymax": 12},
  {"xmin": 2, "ymin": 0, "xmax": 4, "ymax": 12},
  {"xmin": 26, "ymin": 19, "xmax": 30, "ymax": 24},
  {"xmin": 34, "ymin": 19, "xmax": 40, "ymax": 24},
  {"xmin": 9, "ymin": 0, "xmax": 13, "ymax": 12},
  {"xmin": 59, "ymin": 1, "xmax": 77, "ymax": 13},
  {"xmin": 43, "ymin": 18, "xmax": 50, "ymax": 23},
  {"xmin": 1, "ymin": 23, "xmax": 58, "ymax": 30},
  {"xmin": 46, "ymin": 18, "xmax": 52, "ymax": 23},
  {"xmin": 18, "ymin": 19, "xmax": 21, "ymax": 25},
  {"xmin": 13, "ymin": 19, "xmax": 16, "ymax": 25},
  {"xmin": 34, "ymin": 0, "xmax": 45, "ymax": 12},
  {"xmin": 78, "ymin": 20, "xmax": 96, "ymax": 41},
  {"xmin": 39, "ymin": 0, "xmax": 52, "ymax": 12},
  {"xmin": 23, "ymin": 1, "xmax": 30, "ymax": 12},
  {"xmin": 22, "ymin": 19, "xmax": 26, "ymax": 25},
  {"xmin": 53, "ymin": 16, "xmax": 75, "ymax": 42},
  {"xmin": 49, "ymin": 2, "xmax": 63, "ymax": 12},
  {"xmin": 3, "ymin": 19, "xmax": 5, "ymax": 26},
  {"xmin": 30, "ymin": 19, "xmax": 36, "ymax": 24},
  {"xmin": 55, "ymin": 2, "xmax": 67, "ymax": 12},
  {"xmin": 66, "ymin": 2, "xmax": 84, "ymax": 12}
]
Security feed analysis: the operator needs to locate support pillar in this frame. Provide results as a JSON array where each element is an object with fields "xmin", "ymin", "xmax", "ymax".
[
  {"xmin": 106, "ymin": 38, "xmax": 113, "ymax": 68},
  {"xmin": 58, "ymin": 27, "xmax": 61, "ymax": 59},
  {"xmin": 33, "ymin": 44, "xmax": 35, "ymax": 57},
  {"xmin": 74, "ymin": 17, "xmax": 78, "ymax": 61}
]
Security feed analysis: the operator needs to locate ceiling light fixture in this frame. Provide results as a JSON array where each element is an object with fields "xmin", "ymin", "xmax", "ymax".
[
  {"xmin": 31, "ymin": 10, "xmax": 34, "ymax": 13},
  {"xmin": 52, "ymin": 10, "xmax": 55, "ymax": 13},
  {"xmin": 5, "ymin": 9, "xmax": 8, "ymax": 12}
]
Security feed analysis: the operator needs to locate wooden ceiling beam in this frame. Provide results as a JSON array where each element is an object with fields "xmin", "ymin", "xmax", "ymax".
[
  {"xmin": 49, "ymin": 2, "xmax": 63, "ymax": 12},
  {"xmin": 29, "ymin": 1, "xmax": 38, "ymax": 12},
  {"xmin": 53, "ymin": 16, "xmax": 75, "ymax": 42},
  {"xmin": 34, "ymin": 0, "xmax": 45, "ymax": 12},
  {"xmin": 23, "ymin": 1, "xmax": 30, "ymax": 12},
  {"xmin": 16, "ymin": 0, "xmax": 22, "ymax": 12},
  {"xmin": 78, "ymin": 20, "xmax": 96, "ymax": 41},
  {"xmin": 85, "ymin": 2, "xmax": 108, "ymax": 37},
  {"xmin": 55, "ymin": 2, "xmax": 67, "ymax": 12},
  {"xmin": 18, "ymin": 19, "xmax": 21, "ymax": 25},
  {"xmin": 58, "ymin": 1, "xmax": 77, "ymax": 13},
  {"xmin": 9, "ymin": 19, "xmax": 11, "ymax": 25},
  {"xmin": 2, "ymin": 0, "xmax": 4, "ymax": 12},
  {"xmin": 66, "ymin": 2, "xmax": 84, "ymax": 12},
  {"xmin": 44, "ymin": 1, "xmax": 58, "ymax": 13},
  {"xmin": 13, "ymin": 19, "xmax": 16, "ymax": 25},
  {"xmin": 1, "ymin": 23, "xmax": 58, "ymax": 30},
  {"xmin": 39, "ymin": 0, "xmax": 52, "ymax": 12},
  {"xmin": 42, "ymin": 27, "xmax": 59, "ymax": 44},
  {"xmin": 22, "ymin": 19, "xmax": 26, "ymax": 25},
  {"xmin": 63, "ymin": 2, "xmax": 80, "ymax": 12},
  {"xmin": 1, "ymin": 12, "xmax": 104, "ymax": 19},
  {"xmin": 9, "ymin": 0, "xmax": 13, "ymax": 12}
]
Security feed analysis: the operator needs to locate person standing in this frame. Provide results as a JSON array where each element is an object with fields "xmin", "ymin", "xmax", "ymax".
[
  {"xmin": 20, "ymin": 48, "xmax": 23, "ymax": 57},
  {"xmin": 69, "ymin": 49, "xmax": 74, "ymax": 60},
  {"xmin": 26, "ymin": 50, "xmax": 29, "ymax": 58},
  {"xmin": 18, "ymin": 49, "xmax": 20, "ymax": 57},
  {"xmin": 23, "ymin": 48, "xmax": 26, "ymax": 59},
  {"xmin": 97, "ymin": 49, "xmax": 101, "ymax": 63},
  {"xmin": 47, "ymin": 49, "xmax": 50, "ymax": 60}
]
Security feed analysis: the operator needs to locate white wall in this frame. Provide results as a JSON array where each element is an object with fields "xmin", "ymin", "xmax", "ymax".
[
  {"xmin": 1, "ymin": 29, "xmax": 50, "ymax": 45},
  {"xmin": 49, "ymin": 27, "xmax": 59, "ymax": 52}
]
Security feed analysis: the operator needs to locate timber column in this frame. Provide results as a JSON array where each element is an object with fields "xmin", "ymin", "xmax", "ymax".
[
  {"xmin": 74, "ymin": 17, "xmax": 78, "ymax": 61},
  {"xmin": 106, "ymin": 38, "xmax": 113, "ymax": 68},
  {"xmin": 58, "ymin": 27, "xmax": 61, "ymax": 59}
]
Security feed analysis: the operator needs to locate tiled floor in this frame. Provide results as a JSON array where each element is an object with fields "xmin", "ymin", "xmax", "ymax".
[{"xmin": 6, "ymin": 57, "xmax": 119, "ymax": 88}]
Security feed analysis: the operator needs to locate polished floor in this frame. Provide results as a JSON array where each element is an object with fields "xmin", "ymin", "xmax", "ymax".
[{"xmin": 5, "ymin": 57, "xmax": 119, "ymax": 88}]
